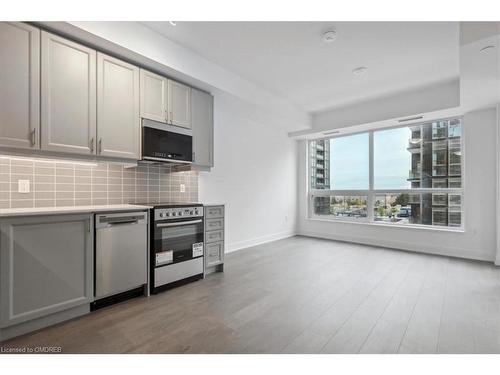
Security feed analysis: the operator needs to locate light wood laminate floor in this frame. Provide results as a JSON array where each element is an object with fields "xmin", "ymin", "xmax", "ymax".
[{"xmin": 2, "ymin": 236, "xmax": 500, "ymax": 353}]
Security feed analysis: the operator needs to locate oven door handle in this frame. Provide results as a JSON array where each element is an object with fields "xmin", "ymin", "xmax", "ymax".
[{"xmin": 156, "ymin": 219, "xmax": 203, "ymax": 228}]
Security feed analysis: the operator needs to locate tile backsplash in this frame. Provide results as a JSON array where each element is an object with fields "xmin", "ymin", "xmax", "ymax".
[{"xmin": 0, "ymin": 156, "xmax": 198, "ymax": 209}]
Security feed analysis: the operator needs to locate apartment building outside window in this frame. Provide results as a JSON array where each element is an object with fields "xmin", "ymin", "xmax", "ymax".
[{"xmin": 308, "ymin": 117, "xmax": 463, "ymax": 229}]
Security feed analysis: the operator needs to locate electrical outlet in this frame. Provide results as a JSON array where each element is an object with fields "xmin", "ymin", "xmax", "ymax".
[
  {"xmin": 180, "ymin": 184, "xmax": 186, "ymax": 193},
  {"xmin": 18, "ymin": 179, "xmax": 30, "ymax": 193}
]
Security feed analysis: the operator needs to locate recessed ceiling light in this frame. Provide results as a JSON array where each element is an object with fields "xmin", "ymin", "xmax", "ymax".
[
  {"xmin": 322, "ymin": 29, "xmax": 337, "ymax": 43},
  {"xmin": 480, "ymin": 45, "xmax": 495, "ymax": 53},
  {"xmin": 169, "ymin": 21, "xmax": 177, "ymax": 26},
  {"xmin": 352, "ymin": 66, "xmax": 368, "ymax": 76}
]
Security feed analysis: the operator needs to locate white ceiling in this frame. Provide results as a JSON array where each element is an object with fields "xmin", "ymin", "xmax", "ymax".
[{"xmin": 142, "ymin": 22, "xmax": 459, "ymax": 114}]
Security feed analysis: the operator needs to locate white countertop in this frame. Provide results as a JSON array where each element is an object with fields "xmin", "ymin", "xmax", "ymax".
[{"xmin": 0, "ymin": 204, "xmax": 152, "ymax": 218}]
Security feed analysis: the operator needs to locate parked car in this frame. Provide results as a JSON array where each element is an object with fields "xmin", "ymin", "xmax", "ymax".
[{"xmin": 396, "ymin": 207, "xmax": 411, "ymax": 218}]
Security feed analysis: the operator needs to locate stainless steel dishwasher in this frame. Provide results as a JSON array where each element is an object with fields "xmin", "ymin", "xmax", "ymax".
[{"xmin": 95, "ymin": 211, "xmax": 148, "ymax": 305}]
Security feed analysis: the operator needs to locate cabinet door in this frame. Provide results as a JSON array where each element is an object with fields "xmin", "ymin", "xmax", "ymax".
[
  {"xmin": 97, "ymin": 53, "xmax": 140, "ymax": 159},
  {"xmin": 0, "ymin": 214, "xmax": 93, "ymax": 328},
  {"xmin": 205, "ymin": 241, "xmax": 224, "ymax": 267},
  {"xmin": 140, "ymin": 69, "xmax": 167, "ymax": 123},
  {"xmin": 0, "ymin": 22, "xmax": 40, "ymax": 149},
  {"xmin": 40, "ymin": 31, "xmax": 96, "ymax": 155},
  {"xmin": 191, "ymin": 89, "xmax": 214, "ymax": 167},
  {"xmin": 168, "ymin": 80, "xmax": 191, "ymax": 128}
]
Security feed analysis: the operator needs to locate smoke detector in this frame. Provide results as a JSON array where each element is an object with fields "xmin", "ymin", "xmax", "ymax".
[{"xmin": 322, "ymin": 29, "xmax": 338, "ymax": 43}]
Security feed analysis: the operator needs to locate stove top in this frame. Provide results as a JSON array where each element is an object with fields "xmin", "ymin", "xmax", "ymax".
[{"xmin": 132, "ymin": 202, "xmax": 202, "ymax": 208}]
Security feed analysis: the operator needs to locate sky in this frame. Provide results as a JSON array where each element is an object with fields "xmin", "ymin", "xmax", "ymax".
[{"xmin": 329, "ymin": 127, "xmax": 411, "ymax": 190}]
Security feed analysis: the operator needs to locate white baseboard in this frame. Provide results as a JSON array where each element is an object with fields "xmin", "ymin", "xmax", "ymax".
[
  {"xmin": 226, "ymin": 230, "xmax": 296, "ymax": 254},
  {"xmin": 298, "ymin": 229, "xmax": 494, "ymax": 263}
]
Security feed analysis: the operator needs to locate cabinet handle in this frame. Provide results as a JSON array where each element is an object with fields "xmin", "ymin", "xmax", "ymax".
[
  {"xmin": 192, "ymin": 152, "xmax": 195, "ymax": 161},
  {"xmin": 89, "ymin": 137, "xmax": 94, "ymax": 152},
  {"xmin": 98, "ymin": 138, "xmax": 102, "ymax": 154},
  {"xmin": 30, "ymin": 128, "xmax": 36, "ymax": 147}
]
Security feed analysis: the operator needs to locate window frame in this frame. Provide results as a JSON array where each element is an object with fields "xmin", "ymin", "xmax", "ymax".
[{"xmin": 307, "ymin": 116, "xmax": 465, "ymax": 231}]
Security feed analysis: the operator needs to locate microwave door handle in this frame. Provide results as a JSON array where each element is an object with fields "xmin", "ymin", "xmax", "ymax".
[{"xmin": 156, "ymin": 219, "xmax": 202, "ymax": 228}]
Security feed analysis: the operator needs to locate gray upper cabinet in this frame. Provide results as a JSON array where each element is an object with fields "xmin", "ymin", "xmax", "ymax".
[
  {"xmin": 0, "ymin": 22, "xmax": 40, "ymax": 150},
  {"xmin": 97, "ymin": 52, "xmax": 140, "ymax": 159},
  {"xmin": 140, "ymin": 69, "xmax": 192, "ymax": 128},
  {"xmin": 140, "ymin": 69, "xmax": 167, "ymax": 123},
  {"xmin": 191, "ymin": 88, "xmax": 214, "ymax": 167},
  {"xmin": 41, "ymin": 31, "xmax": 97, "ymax": 155},
  {"xmin": 168, "ymin": 80, "xmax": 191, "ymax": 128},
  {"xmin": 0, "ymin": 214, "xmax": 93, "ymax": 328}
]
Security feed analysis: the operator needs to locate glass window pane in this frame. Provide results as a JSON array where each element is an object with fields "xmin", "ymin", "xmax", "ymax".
[
  {"xmin": 448, "ymin": 118, "xmax": 462, "ymax": 138},
  {"xmin": 432, "ymin": 179, "xmax": 447, "ymax": 188},
  {"xmin": 329, "ymin": 133, "xmax": 369, "ymax": 190},
  {"xmin": 449, "ymin": 178, "xmax": 461, "ymax": 188},
  {"xmin": 374, "ymin": 193, "xmax": 417, "ymax": 224},
  {"xmin": 310, "ymin": 134, "xmax": 368, "ymax": 190},
  {"xmin": 375, "ymin": 119, "xmax": 462, "ymax": 192},
  {"xmin": 374, "ymin": 127, "xmax": 412, "ymax": 189},
  {"xmin": 373, "ymin": 192, "xmax": 462, "ymax": 228},
  {"xmin": 309, "ymin": 139, "xmax": 330, "ymax": 189},
  {"xmin": 313, "ymin": 195, "xmax": 367, "ymax": 219}
]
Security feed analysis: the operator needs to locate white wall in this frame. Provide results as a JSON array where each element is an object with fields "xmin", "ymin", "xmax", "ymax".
[
  {"xmin": 199, "ymin": 91, "xmax": 298, "ymax": 252},
  {"xmin": 297, "ymin": 107, "xmax": 498, "ymax": 262}
]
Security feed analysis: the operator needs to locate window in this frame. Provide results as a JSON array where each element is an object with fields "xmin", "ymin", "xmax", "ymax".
[
  {"xmin": 313, "ymin": 195, "xmax": 367, "ymax": 219},
  {"xmin": 374, "ymin": 127, "xmax": 412, "ymax": 189},
  {"xmin": 309, "ymin": 117, "xmax": 463, "ymax": 229},
  {"xmin": 311, "ymin": 133, "xmax": 368, "ymax": 190}
]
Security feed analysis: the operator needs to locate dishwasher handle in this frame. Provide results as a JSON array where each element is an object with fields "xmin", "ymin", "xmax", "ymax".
[
  {"xmin": 96, "ymin": 212, "xmax": 147, "ymax": 228},
  {"xmin": 106, "ymin": 219, "xmax": 139, "ymax": 226}
]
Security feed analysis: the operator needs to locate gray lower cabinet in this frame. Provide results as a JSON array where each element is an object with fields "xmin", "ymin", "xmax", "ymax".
[
  {"xmin": 0, "ymin": 214, "xmax": 93, "ymax": 340},
  {"xmin": 204, "ymin": 205, "xmax": 224, "ymax": 273}
]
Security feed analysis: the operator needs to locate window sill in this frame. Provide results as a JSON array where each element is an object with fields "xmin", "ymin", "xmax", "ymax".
[{"xmin": 306, "ymin": 216, "xmax": 465, "ymax": 233}]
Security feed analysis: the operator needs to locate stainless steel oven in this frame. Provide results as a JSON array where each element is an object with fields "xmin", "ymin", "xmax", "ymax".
[
  {"xmin": 141, "ymin": 119, "xmax": 193, "ymax": 164},
  {"xmin": 150, "ymin": 204, "xmax": 204, "ymax": 294}
]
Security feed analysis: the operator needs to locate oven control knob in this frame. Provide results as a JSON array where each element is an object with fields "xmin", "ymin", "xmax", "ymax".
[
  {"xmin": 195, "ymin": 209, "xmax": 199, "ymax": 215},
  {"xmin": 159, "ymin": 212, "xmax": 164, "ymax": 218},
  {"xmin": 165, "ymin": 212, "xmax": 170, "ymax": 217},
  {"xmin": 172, "ymin": 212, "xmax": 176, "ymax": 216},
  {"xmin": 178, "ymin": 211, "xmax": 183, "ymax": 216},
  {"xmin": 190, "ymin": 210, "xmax": 194, "ymax": 215}
]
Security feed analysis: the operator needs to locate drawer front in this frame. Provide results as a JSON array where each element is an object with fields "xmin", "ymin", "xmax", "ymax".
[
  {"xmin": 154, "ymin": 257, "xmax": 203, "ymax": 287},
  {"xmin": 206, "ymin": 217, "xmax": 223, "ymax": 231},
  {"xmin": 206, "ymin": 241, "xmax": 224, "ymax": 267},
  {"xmin": 205, "ymin": 206, "xmax": 224, "ymax": 219},
  {"xmin": 206, "ymin": 229, "xmax": 224, "ymax": 244}
]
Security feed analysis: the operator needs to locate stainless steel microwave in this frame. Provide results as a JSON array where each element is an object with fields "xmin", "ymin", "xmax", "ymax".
[{"xmin": 141, "ymin": 119, "xmax": 193, "ymax": 164}]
